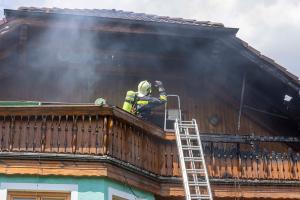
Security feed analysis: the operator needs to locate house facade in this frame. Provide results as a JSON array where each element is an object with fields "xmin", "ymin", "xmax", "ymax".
[{"xmin": 0, "ymin": 7, "xmax": 300, "ymax": 200}]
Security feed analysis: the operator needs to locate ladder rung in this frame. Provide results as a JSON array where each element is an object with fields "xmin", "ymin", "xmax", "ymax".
[
  {"xmin": 186, "ymin": 169, "xmax": 206, "ymax": 173},
  {"xmin": 184, "ymin": 157, "xmax": 203, "ymax": 162},
  {"xmin": 190, "ymin": 194, "xmax": 211, "ymax": 199},
  {"xmin": 182, "ymin": 146, "xmax": 201, "ymax": 150},
  {"xmin": 179, "ymin": 121, "xmax": 195, "ymax": 124},
  {"xmin": 180, "ymin": 134, "xmax": 198, "ymax": 139},
  {"xmin": 178, "ymin": 126, "xmax": 196, "ymax": 130},
  {"xmin": 188, "ymin": 181, "xmax": 208, "ymax": 186},
  {"xmin": 178, "ymin": 123, "xmax": 196, "ymax": 126},
  {"xmin": 178, "ymin": 124, "xmax": 196, "ymax": 127}
]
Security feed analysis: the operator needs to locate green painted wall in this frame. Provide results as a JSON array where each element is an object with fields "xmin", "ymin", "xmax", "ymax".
[
  {"xmin": 0, "ymin": 101, "xmax": 41, "ymax": 106},
  {"xmin": 0, "ymin": 175, "xmax": 155, "ymax": 200}
]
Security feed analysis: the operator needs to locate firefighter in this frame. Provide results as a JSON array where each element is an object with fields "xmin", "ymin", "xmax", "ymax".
[{"xmin": 122, "ymin": 80, "xmax": 167, "ymax": 119}]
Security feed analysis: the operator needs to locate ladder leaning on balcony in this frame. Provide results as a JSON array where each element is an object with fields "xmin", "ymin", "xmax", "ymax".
[{"xmin": 174, "ymin": 119, "xmax": 213, "ymax": 200}]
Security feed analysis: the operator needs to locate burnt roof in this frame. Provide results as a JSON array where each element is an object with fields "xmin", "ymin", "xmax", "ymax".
[
  {"xmin": 1, "ymin": 7, "xmax": 300, "ymax": 92},
  {"xmin": 16, "ymin": 7, "xmax": 225, "ymax": 28},
  {"xmin": 235, "ymin": 37, "xmax": 300, "ymax": 85}
]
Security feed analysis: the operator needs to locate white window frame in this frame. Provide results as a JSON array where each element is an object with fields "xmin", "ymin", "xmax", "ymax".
[
  {"xmin": 0, "ymin": 182, "xmax": 78, "ymax": 200},
  {"xmin": 108, "ymin": 187, "xmax": 146, "ymax": 200}
]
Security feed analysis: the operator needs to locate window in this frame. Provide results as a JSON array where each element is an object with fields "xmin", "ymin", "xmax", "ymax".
[
  {"xmin": 112, "ymin": 196, "xmax": 128, "ymax": 200},
  {"xmin": 0, "ymin": 183, "xmax": 78, "ymax": 200},
  {"xmin": 108, "ymin": 187, "xmax": 146, "ymax": 200},
  {"xmin": 8, "ymin": 191, "xmax": 70, "ymax": 200}
]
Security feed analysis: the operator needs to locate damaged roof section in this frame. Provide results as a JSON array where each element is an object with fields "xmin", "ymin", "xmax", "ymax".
[
  {"xmin": 235, "ymin": 37, "xmax": 300, "ymax": 86},
  {"xmin": 4, "ymin": 7, "xmax": 238, "ymax": 38},
  {"xmin": 3, "ymin": 7, "xmax": 299, "ymax": 95},
  {"xmin": 16, "ymin": 7, "xmax": 225, "ymax": 28}
]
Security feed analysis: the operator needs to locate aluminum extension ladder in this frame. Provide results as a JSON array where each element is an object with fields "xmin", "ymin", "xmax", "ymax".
[{"xmin": 175, "ymin": 119, "xmax": 213, "ymax": 200}]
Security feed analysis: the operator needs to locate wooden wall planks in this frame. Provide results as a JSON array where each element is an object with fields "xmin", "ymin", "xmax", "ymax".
[{"xmin": 0, "ymin": 60, "xmax": 292, "ymax": 141}]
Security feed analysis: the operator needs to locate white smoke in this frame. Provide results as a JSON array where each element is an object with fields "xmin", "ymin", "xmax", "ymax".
[{"xmin": 0, "ymin": 0, "xmax": 300, "ymax": 77}]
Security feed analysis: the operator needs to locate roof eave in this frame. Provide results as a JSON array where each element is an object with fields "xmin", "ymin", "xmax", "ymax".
[
  {"xmin": 220, "ymin": 36, "xmax": 300, "ymax": 96},
  {"xmin": 4, "ymin": 9, "xmax": 239, "ymax": 37}
]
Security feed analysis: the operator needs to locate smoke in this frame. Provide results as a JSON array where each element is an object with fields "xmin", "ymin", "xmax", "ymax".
[
  {"xmin": 0, "ymin": 10, "xmax": 180, "ymax": 104},
  {"xmin": 14, "ymin": 17, "xmax": 99, "ymax": 102},
  {"xmin": 0, "ymin": 5, "xmax": 298, "ymax": 135},
  {"xmin": 2, "ymin": 0, "xmax": 299, "ymax": 76},
  {"xmin": 0, "ymin": 14, "xmax": 127, "ymax": 103}
]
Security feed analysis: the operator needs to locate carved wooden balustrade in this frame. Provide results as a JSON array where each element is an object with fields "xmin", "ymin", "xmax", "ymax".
[
  {"xmin": 0, "ymin": 105, "xmax": 299, "ymax": 181},
  {"xmin": 203, "ymin": 145, "xmax": 300, "ymax": 180}
]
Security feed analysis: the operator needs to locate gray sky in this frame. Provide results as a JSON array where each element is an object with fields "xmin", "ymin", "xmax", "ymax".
[{"xmin": 1, "ymin": 0, "xmax": 299, "ymax": 77}]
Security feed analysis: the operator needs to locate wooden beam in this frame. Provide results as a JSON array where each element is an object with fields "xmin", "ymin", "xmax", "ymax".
[
  {"xmin": 15, "ymin": 18, "xmax": 163, "ymax": 36},
  {"xmin": 212, "ymin": 184, "xmax": 300, "ymax": 199},
  {"xmin": 164, "ymin": 132, "xmax": 300, "ymax": 143},
  {"xmin": 0, "ymin": 159, "xmax": 162, "ymax": 196},
  {"xmin": 0, "ymin": 104, "xmax": 112, "ymax": 116},
  {"xmin": 158, "ymin": 184, "xmax": 300, "ymax": 199},
  {"xmin": 1, "ymin": 159, "xmax": 299, "ymax": 199}
]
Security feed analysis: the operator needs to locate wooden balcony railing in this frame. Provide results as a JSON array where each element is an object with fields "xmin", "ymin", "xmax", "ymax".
[{"xmin": 0, "ymin": 105, "xmax": 299, "ymax": 181}]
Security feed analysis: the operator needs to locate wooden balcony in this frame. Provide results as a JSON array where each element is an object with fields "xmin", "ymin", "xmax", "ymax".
[{"xmin": 0, "ymin": 105, "xmax": 299, "ymax": 181}]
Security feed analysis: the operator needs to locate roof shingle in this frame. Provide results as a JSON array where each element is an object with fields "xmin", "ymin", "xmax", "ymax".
[{"xmin": 17, "ymin": 7, "xmax": 224, "ymax": 28}]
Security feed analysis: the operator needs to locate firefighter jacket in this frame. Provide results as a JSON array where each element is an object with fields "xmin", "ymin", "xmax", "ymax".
[{"xmin": 122, "ymin": 87, "xmax": 167, "ymax": 118}]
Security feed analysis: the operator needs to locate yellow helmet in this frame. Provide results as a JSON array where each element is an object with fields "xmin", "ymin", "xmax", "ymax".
[{"xmin": 137, "ymin": 80, "xmax": 151, "ymax": 97}]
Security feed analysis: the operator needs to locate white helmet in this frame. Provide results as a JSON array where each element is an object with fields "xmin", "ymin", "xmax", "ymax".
[{"xmin": 137, "ymin": 80, "xmax": 151, "ymax": 97}]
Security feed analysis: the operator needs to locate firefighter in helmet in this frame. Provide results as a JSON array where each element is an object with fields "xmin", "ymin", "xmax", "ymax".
[{"xmin": 122, "ymin": 80, "xmax": 167, "ymax": 119}]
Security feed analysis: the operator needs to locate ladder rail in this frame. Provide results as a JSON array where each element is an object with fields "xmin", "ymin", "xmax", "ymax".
[
  {"xmin": 184, "ymin": 127, "xmax": 201, "ymax": 196},
  {"xmin": 192, "ymin": 119, "xmax": 213, "ymax": 199},
  {"xmin": 175, "ymin": 120, "xmax": 191, "ymax": 200},
  {"xmin": 175, "ymin": 118, "xmax": 213, "ymax": 200}
]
